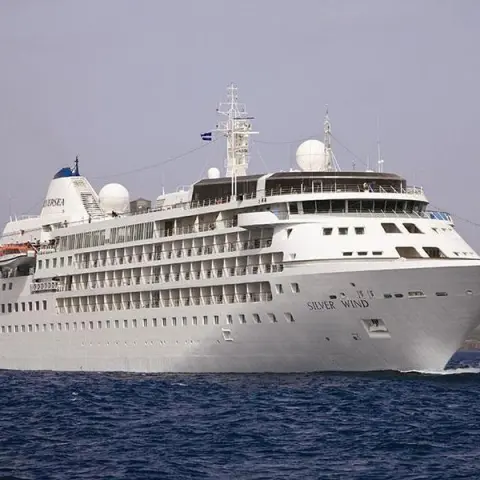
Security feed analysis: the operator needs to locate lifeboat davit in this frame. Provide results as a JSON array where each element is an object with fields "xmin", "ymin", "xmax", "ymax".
[{"xmin": 0, "ymin": 243, "xmax": 36, "ymax": 269}]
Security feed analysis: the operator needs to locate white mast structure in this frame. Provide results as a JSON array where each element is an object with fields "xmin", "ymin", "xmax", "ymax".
[
  {"xmin": 323, "ymin": 107, "xmax": 341, "ymax": 172},
  {"xmin": 376, "ymin": 116, "xmax": 384, "ymax": 173},
  {"xmin": 216, "ymin": 83, "xmax": 258, "ymax": 199}
]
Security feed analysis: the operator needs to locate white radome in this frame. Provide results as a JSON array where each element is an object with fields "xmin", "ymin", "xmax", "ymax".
[
  {"xmin": 296, "ymin": 139, "xmax": 327, "ymax": 171},
  {"xmin": 99, "ymin": 183, "xmax": 130, "ymax": 214},
  {"xmin": 207, "ymin": 167, "xmax": 221, "ymax": 179}
]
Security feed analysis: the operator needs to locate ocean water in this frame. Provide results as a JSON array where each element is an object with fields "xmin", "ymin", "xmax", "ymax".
[{"xmin": 1, "ymin": 352, "xmax": 479, "ymax": 480}]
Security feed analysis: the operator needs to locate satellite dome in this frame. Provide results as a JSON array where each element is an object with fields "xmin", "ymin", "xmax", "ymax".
[
  {"xmin": 207, "ymin": 167, "xmax": 221, "ymax": 179},
  {"xmin": 99, "ymin": 183, "xmax": 130, "ymax": 214},
  {"xmin": 296, "ymin": 139, "xmax": 327, "ymax": 171}
]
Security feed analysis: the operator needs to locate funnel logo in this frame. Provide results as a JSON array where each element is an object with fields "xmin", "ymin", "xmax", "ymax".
[{"xmin": 43, "ymin": 198, "xmax": 65, "ymax": 208}]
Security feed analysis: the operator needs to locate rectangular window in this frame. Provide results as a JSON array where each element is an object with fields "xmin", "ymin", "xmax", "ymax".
[
  {"xmin": 323, "ymin": 227, "xmax": 333, "ymax": 235},
  {"xmin": 52, "ymin": 258, "xmax": 57, "ymax": 268},
  {"xmin": 68, "ymin": 256, "xmax": 73, "ymax": 266},
  {"xmin": 114, "ymin": 320, "xmax": 119, "ymax": 329},
  {"xmin": 339, "ymin": 227, "xmax": 348, "ymax": 235},
  {"xmin": 203, "ymin": 315, "xmax": 208, "ymax": 325},
  {"xmin": 28, "ymin": 302, "xmax": 33, "ymax": 311},
  {"xmin": 73, "ymin": 322, "xmax": 78, "ymax": 331},
  {"xmin": 192, "ymin": 316, "xmax": 198, "ymax": 326},
  {"xmin": 8, "ymin": 304, "xmax": 12, "ymax": 313},
  {"xmin": 57, "ymin": 323, "xmax": 62, "ymax": 331},
  {"xmin": 275, "ymin": 284, "xmax": 284, "ymax": 294},
  {"xmin": 239, "ymin": 314, "xmax": 246, "ymax": 324},
  {"xmin": 35, "ymin": 301, "xmax": 40, "ymax": 311},
  {"xmin": 43, "ymin": 300, "xmax": 47, "ymax": 310},
  {"xmin": 60, "ymin": 257, "xmax": 65, "ymax": 267},
  {"xmin": 132, "ymin": 319, "xmax": 137, "ymax": 328},
  {"xmin": 343, "ymin": 252, "xmax": 353, "ymax": 256},
  {"xmin": 45, "ymin": 259, "xmax": 50, "ymax": 269},
  {"xmin": 14, "ymin": 303, "xmax": 18, "ymax": 312},
  {"xmin": 14, "ymin": 325, "xmax": 19, "ymax": 333},
  {"xmin": 123, "ymin": 319, "xmax": 128, "ymax": 328},
  {"xmin": 382, "ymin": 223, "xmax": 401, "ymax": 233},
  {"xmin": 22, "ymin": 325, "xmax": 26, "ymax": 332},
  {"xmin": 357, "ymin": 252, "xmax": 368, "ymax": 256},
  {"xmin": 253, "ymin": 314, "xmax": 261, "ymax": 324},
  {"xmin": 284, "ymin": 312, "xmax": 295, "ymax": 323},
  {"xmin": 213, "ymin": 315, "xmax": 219, "ymax": 325},
  {"xmin": 355, "ymin": 227, "xmax": 365, "ymax": 235},
  {"xmin": 21, "ymin": 302, "xmax": 25, "ymax": 312},
  {"xmin": 143, "ymin": 318, "xmax": 148, "ymax": 327},
  {"xmin": 1, "ymin": 284, "xmax": 5, "ymax": 291},
  {"xmin": 172, "ymin": 317, "xmax": 177, "ymax": 327},
  {"xmin": 97, "ymin": 321, "xmax": 102, "ymax": 329},
  {"xmin": 38, "ymin": 260, "xmax": 43, "ymax": 269},
  {"xmin": 81, "ymin": 322, "xmax": 86, "ymax": 330},
  {"xmin": 289, "ymin": 202, "xmax": 299, "ymax": 214},
  {"xmin": 291, "ymin": 283, "xmax": 300, "ymax": 293},
  {"xmin": 226, "ymin": 314, "xmax": 233, "ymax": 325},
  {"xmin": 403, "ymin": 223, "xmax": 423, "ymax": 234},
  {"xmin": 183, "ymin": 316, "xmax": 188, "ymax": 326},
  {"xmin": 153, "ymin": 318, "xmax": 158, "ymax": 327},
  {"xmin": 162, "ymin": 317, "xmax": 167, "ymax": 327},
  {"xmin": 1, "ymin": 304, "xmax": 4, "ymax": 314},
  {"xmin": 89, "ymin": 321, "xmax": 94, "ymax": 330},
  {"xmin": 28, "ymin": 324, "xmax": 33, "ymax": 332}
]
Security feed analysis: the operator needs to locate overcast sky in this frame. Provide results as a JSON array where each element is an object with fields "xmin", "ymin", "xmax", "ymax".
[{"xmin": 1, "ymin": 0, "xmax": 479, "ymax": 247}]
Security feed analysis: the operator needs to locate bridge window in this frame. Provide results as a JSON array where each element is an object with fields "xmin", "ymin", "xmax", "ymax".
[
  {"xmin": 403, "ymin": 223, "xmax": 423, "ymax": 234},
  {"xmin": 423, "ymin": 247, "xmax": 446, "ymax": 258},
  {"xmin": 382, "ymin": 223, "xmax": 401, "ymax": 233},
  {"xmin": 396, "ymin": 246, "xmax": 422, "ymax": 258}
]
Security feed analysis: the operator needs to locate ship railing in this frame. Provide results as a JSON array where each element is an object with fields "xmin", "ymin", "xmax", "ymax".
[
  {"xmin": 62, "ymin": 264, "xmax": 283, "ymax": 292},
  {"xmin": 58, "ymin": 291, "xmax": 275, "ymax": 314},
  {"xmin": 265, "ymin": 184, "xmax": 424, "ymax": 197}
]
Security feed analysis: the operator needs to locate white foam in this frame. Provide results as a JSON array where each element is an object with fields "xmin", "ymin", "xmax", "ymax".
[{"xmin": 401, "ymin": 367, "xmax": 480, "ymax": 375}]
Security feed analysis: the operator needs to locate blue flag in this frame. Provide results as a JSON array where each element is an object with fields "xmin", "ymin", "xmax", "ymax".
[{"xmin": 201, "ymin": 132, "xmax": 212, "ymax": 141}]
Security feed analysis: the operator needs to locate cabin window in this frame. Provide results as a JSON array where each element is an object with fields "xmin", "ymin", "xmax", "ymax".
[
  {"xmin": 404, "ymin": 223, "xmax": 423, "ymax": 234},
  {"xmin": 331, "ymin": 200, "xmax": 345, "ymax": 213},
  {"xmin": 396, "ymin": 246, "xmax": 422, "ymax": 258},
  {"xmin": 153, "ymin": 318, "xmax": 158, "ymax": 327},
  {"xmin": 1, "ymin": 284, "xmax": 5, "ymax": 291},
  {"xmin": 172, "ymin": 317, "xmax": 177, "ymax": 327},
  {"xmin": 285, "ymin": 312, "xmax": 295, "ymax": 323},
  {"xmin": 28, "ymin": 302, "xmax": 33, "ymax": 311},
  {"xmin": 123, "ymin": 319, "xmax": 128, "ymax": 328},
  {"xmin": 132, "ymin": 319, "xmax": 137, "ymax": 328},
  {"xmin": 60, "ymin": 257, "xmax": 65, "ymax": 267},
  {"xmin": 382, "ymin": 223, "xmax": 401, "ymax": 233},
  {"xmin": 253, "ymin": 314, "xmax": 261, "ymax": 324},
  {"xmin": 7, "ymin": 304, "xmax": 12, "ymax": 313},
  {"xmin": 226, "ymin": 315, "xmax": 233, "ymax": 325},
  {"xmin": 21, "ymin": 302, "xmax": 25, "ymax": 312},
  {"xmin": 275, "ymin": 284, "xmax": 284, "ymax": 294},
  {"xmin": 162, "ymin": 317, "xmax": 167, "ymax": 326},
  {"xmin": 239, "ymin": 314, "xmax": 246, "ymax": 324},
  {"xmin": 424, "ymin": 247, "xmax": 446, "ymax": 258},
  {"xmin": 339, "ymin": 227, "xmax": 348, "ymax": 235},
  {"xmin": 289, "ymin": 202, "xmax": 299, "ymax": 214},
  {"xmin": 355, "ymin": 227, "xmax": 365, "ymax": 235},
  {"xmin": 408, "ymin": 291, "xmax": 425, "ymax": 298},
  {"xmin": 42, "ymin": 300, "xmax": 47, "ymax": 310},
  {"xmin": 214, "ymin": 315, "xmax": 219, "ymax": 325},
  {"xmin": 45, "ymin": 259, "xmax": 50, "ymax": 269},
  {"xmin": 14, "ymin": 303, "xmax": 18, "ymax": 312},
  {"xmin": 8, "ymin": 283, "xmax": 12, "ymax": 290},
  {"xmin": 114, "ymin": 320, "xmax": 119, "ymax": 328},
  {"xmin": 192, "ymin": 316, "xmax": 198, "ymax": 326},
  {"xmin": 323, "ymin": 228, "xmax": 333, "ymax": 236},
  {"xmin": 38, "ymin": 260, "xmax": 43, "ymax": 269},
  {"xmin": 343, "ymin": 252, "xmax": 353, "ymax": 256},
  {"xmin": 291, "ymin": 283, "xmax": 300, "ymax": 293},
  {"xmin": 1, "ymin": 304, "xmax": 4, "ymax": 314},
  {"xmin": 372, "ymin": 251, "xmax": 383, "ymax": 256},
  {"xmin": 358, "ymin": 252, "xmax": 368, "ymax": 256},
  {"xmin": 89, "ymin": 321, "xmax": 94, "ymax": 330}
]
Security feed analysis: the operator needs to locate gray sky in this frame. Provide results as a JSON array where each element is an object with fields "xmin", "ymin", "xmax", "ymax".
[{"xmin": 1, "ymin": 0, "xmax": 479, "ymax": 247}]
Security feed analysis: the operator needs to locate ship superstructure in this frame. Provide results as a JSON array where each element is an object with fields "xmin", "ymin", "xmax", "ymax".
[{"xmin": 1, "ymin": 84, "xmax": 480, "ymax": 372}]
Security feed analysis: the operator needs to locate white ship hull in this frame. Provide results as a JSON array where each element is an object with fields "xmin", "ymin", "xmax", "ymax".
[{"xmin": 1, "ymin": 260, "xmax": 480, "ymax": 373}]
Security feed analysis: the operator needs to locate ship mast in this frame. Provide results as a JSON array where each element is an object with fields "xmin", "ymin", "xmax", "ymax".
[
  {"xmin": 323, "ymin": 106, "xmax": 340, "ymax": 172},
  {"xmin": 216, "ymin": 83, "xmax": 258, "ymax": 198}
]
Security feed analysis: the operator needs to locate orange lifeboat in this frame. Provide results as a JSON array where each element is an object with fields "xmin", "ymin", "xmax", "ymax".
[{"xmin": 0, "ymin": 243, "xmax": 36, "ymax": 269}]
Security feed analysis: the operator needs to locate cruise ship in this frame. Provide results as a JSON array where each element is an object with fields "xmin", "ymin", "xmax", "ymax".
[{"xmin": 1, "ymin": 84, "xmax": 480, "ymax": 373}]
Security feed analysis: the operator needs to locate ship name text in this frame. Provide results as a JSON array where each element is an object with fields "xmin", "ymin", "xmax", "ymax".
[
  {"xmin": 43, "ymin": 198, "xmax": 65, "ymax": 208},
  {"xmin": 307, "ymin": 299, "xmax": 370, "ymax": 311}
]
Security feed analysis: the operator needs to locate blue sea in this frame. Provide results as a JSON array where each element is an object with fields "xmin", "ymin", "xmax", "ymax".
[{"xmin": 1, "ymin": 352, "xmax": 479, "ymax": 480}]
